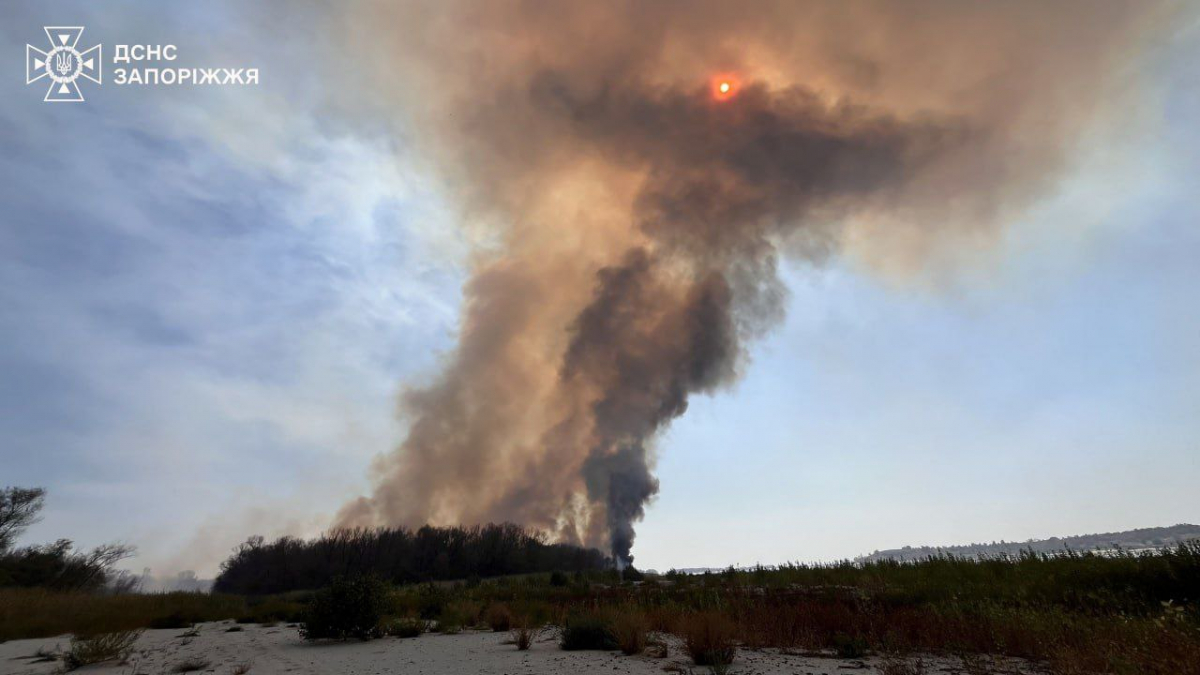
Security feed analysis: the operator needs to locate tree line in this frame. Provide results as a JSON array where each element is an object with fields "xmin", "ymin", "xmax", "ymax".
[
  {"xmin": 0, "ymin": 486, "xmax": 134, "ymax": 591},
  {"xmin": 214, "ymin": 523, "xmax": 611, "ymax": 594}
]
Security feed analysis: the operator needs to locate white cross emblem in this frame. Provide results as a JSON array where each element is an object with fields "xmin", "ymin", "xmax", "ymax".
[{"xmin": 26, "ymin": 26, "xmax": 102, "ymax": 103}]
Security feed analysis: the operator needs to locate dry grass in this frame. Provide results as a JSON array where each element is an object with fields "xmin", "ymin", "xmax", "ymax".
[
  {"xmin": 613, "ymin": 610, "xmax": 648, "ymax": 655},
  {"xmin": 62, "ymin": 630, "xmax": 142, "ymax": 670},
  {"xmin": 0, "ymin": 588, "xmax": 245, "ymax": 641},
  {"xmin": 379, "ymin": 616, "xmax": 423, "ymax": 638},
  {"xmin": 681, "ymin": 612, "xmax": 737, "ymax": 667},
  {"xmin": 511, "ymin": 620, "xmax": 538, "ymax": 650},
  {"xmin": 486, "ymin": 603, "xmax": 513, "ymax": 631}
]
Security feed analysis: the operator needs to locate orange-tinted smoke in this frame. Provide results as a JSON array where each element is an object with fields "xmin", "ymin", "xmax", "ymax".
[{"xmin": 332, "ymin": 1, "xmax": 1169, "ymax": 565}]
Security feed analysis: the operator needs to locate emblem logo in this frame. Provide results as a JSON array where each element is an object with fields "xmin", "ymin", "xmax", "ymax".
[{"xmin": 26, "ymin": 27, "xmax": 102, "ymax": 102}]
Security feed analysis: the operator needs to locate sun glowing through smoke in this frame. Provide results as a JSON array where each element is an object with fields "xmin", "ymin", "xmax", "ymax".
[{"xmin": 711, "ymin": 74, "xmax": 739, "ymax": 101}]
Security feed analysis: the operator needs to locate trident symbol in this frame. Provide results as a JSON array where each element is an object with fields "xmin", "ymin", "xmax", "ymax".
[
  {"xmin": 55, "ymin": 51, "xmax": 73, "ymax": 76},
  {"xmin": 26, "ymin": 26, "xmax": 102, "ymax": 103}
]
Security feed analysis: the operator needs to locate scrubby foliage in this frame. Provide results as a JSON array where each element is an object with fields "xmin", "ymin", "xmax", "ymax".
[
  {"xmin": 62, "ymin": 630, "xmax": 141, "ymax": 670},
  {"xmin": 681, "ymin": 611, "xmax": 737, "ymax": 666},
  {"xmin": 379, "ymin": 616, "xmax": 423, "ymax": 638},
  {"xmin": 0, "ymin": 487, "xmax": 45, "ymax": 551},
  {"xmin": 299, "ymin": 575, "xmax": 390, "ymax": 641},
  {"xmin": 486, "ymin": 603, "xmax": 513, "ymax": 631},
  {"xmin": 215, "ymin": 523, "xmax": 609, "ymax": 594},
  {"xmin": 0, "ymin": 487, "xmax": 134, "ymax": 591},
  {"xmin": 4, "ymin": 531, "xmax": 1199, "ymax": 675},
  {"xmin": 560, "ymin": 608, "xmax": 618, "ymax": 650},
  {"xmin": 613, "ymin": 609, "xmax": 648, "ymax": 655}
]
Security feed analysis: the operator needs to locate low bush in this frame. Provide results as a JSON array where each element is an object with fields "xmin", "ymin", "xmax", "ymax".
[
  {"xmin": 834, "ymin": 633, "xmax": 868, "ymax": 658},
  {"xmin": 560, "ymin": 608, "xmax": 617, "ymax": 650},
  {"xmin": 62, "ymin": 630, "xmax": 141, "ymax": 670},
  {"xmin": 681, "ymin": 612, "xmax": 737, "ymax": 667},
  {"xmin": 436, "ymin": 602, "xmax": 474, "ymax": 634},
  {"xmin": 299, "ymin": 575, "xmax": 389, "ymax": 641},
  {"xmin": 512, "ymin": 620, "xmax": 538, "ymax": 650},
  {"xmin": 379, "ymin": 617, "xmax": 423, "ymax": 638},
  {"xmin": 486, "ymin": 603, "xmax": 513, "ymax": 631},
  {"xmin": 613, "ymin": 610, "xmax": 648, "ymax": 655}
]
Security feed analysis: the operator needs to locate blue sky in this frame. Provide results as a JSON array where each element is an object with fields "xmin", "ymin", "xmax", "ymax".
[{"xmin": 1, "ymin": 3, "xmax": 1197, "ymax": 575}]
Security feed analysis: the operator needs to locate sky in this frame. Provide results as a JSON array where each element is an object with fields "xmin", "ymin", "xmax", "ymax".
[{"xmin": 1, "ymin": 2, "xmax": 1197, "ymax": 576}]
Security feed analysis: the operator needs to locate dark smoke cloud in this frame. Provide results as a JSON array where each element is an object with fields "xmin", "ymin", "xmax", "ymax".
[{"xmin": 334, "ymin": 1, "xmax": 1167, "ymax": 565}]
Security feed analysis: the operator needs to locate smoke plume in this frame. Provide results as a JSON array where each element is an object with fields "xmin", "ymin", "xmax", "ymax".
[{"xmin": 333, "ymin": 1, "xmax": 1165, "ymax": 566}]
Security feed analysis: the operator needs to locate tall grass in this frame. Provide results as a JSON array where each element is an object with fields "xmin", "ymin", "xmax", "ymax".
[
  {"xmin": 0, "ymin": 588, "xmax": 246, "ymax": 641},
  {"xmin": 2, "ymin": 543, "xmax": 1197, "ymax": 674}
]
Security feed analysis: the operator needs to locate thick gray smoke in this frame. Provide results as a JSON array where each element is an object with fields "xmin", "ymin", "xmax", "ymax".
[{"xmin": 333, "ymin": 1, "xmax": 1166, "ymax": 566}]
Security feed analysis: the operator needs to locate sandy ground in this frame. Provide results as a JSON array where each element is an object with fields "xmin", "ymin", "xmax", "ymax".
[{"xmin": 0, "ymin": 622, "xmax": 1009, "ymax": 675}]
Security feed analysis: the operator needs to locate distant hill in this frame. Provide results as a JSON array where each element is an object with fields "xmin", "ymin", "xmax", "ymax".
[{"xmin": 856, "ymin": 524, "xmax": 1200, "ymax": 563}]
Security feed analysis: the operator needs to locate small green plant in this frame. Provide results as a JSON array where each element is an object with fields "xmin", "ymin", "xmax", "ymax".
[
  {"xmin": 299, "ymin": 575, "xmax": 389, "ymax": 641},
  {"xmin": 62, "ymin": 630, "xmax": 141, "ymax": 670},
  {"xmin": 560, "ymin": 609, "xmax": 618, "ymax": 650}
]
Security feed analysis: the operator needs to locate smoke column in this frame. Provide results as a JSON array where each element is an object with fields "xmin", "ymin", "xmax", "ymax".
[{"xmin": 333, "ymin": 1, "xmax": 1166, "ymax": 566}]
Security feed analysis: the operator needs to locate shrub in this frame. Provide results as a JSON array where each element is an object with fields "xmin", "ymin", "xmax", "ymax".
[
  {"xmin": 549, "ymin": 571, "xmax": 569, "ymax": 587},
  {"xmin": 834, "ymin": 633, "xmax": 868, "ymax": 658},
  {"xmin": 613, "ymin": 611, "xmax": 648, "ymax": 655},
  {"xmin": 299, "ymin": 575, "xmax": 389, "ymax": 641},
  {"xmin": 512, "ymin": 619, "xmax": 538, "ymax": 650},
  {"xmin": 416, "ymin": 583, "xmax": 450, "ymax": 620},
  {"xmin": 436, "ymin": 602, "xmax": 472, "ymax": 633},
  {"xmin": 486, "ymin": 603, "xmax": 513, "ymax": 631},
  {"xmin": 560, "ymin": 609, "xmax": 617, "ymax": 650},
  {"xmin": 380, "ymin": 617, "xmax": 423, "ymax": 638},
  {"xmin": 681, "ymin": 612, "xmax": 737, "ymax": 667},
  {"xmin": 62, "ymin": 630, "xmax": 141, "ymax": 670}
]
